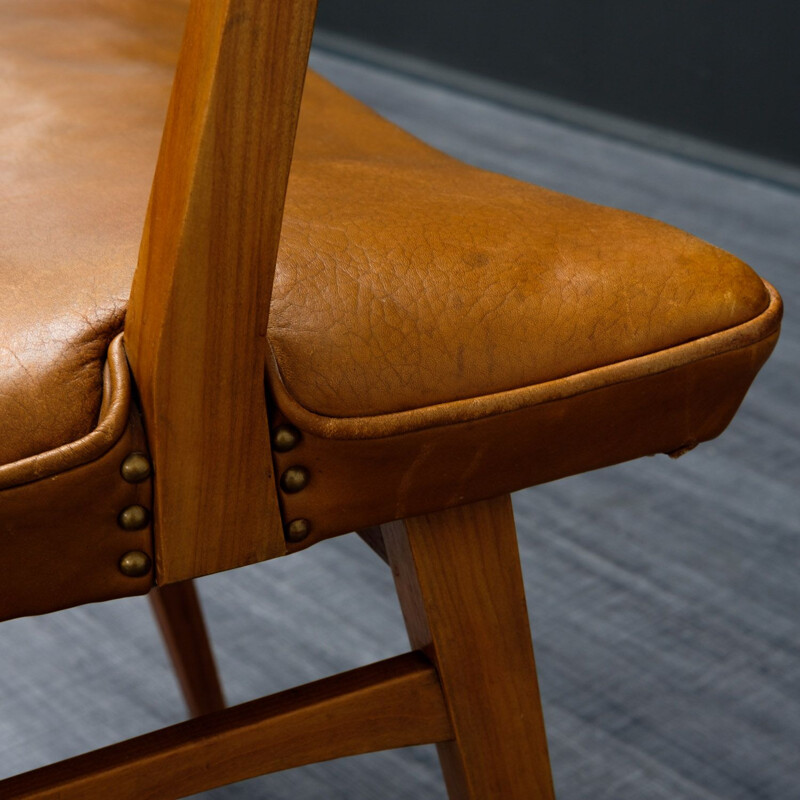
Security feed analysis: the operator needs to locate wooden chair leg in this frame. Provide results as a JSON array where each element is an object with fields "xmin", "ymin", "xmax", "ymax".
[
  {"xmin": 381, "ymin": 494, "xmax": 556, "ymax": 800},
  {"xmin": 149, "ymin": 580, "xmax": 226, "ymax": 717}
]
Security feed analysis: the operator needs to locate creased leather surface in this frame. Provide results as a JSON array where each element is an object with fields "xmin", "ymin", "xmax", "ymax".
[
  {"xmin": 273, "ymin": 77, "xmax": 770, "ymax": 421},
  {"xmin": 271, "ymin": 284, "xmax": 781, "ymax": 440}
]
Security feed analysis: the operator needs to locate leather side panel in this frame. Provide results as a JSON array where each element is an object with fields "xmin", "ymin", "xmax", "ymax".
[
  {"xmin": 274, "ymin": 331, "xmax": 778, "ymax": 549},
  {"xmin": 0, "ymin": 338, "xmax": 153, "ymax": 621}
]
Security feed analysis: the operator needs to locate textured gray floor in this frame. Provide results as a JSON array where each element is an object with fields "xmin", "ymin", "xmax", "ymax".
[{"xmin": 0, "ymin": 51, "xmax": 798, "ymax": 799}]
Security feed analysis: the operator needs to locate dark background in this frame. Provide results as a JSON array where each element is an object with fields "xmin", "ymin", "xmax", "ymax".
[{"xmin": 316, "ymin": 0, "xmax": 800, "ymax": 169}]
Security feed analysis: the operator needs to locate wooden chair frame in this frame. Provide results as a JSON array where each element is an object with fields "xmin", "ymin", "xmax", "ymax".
[{"xmin": 1, "ymin": 1, "xmax": 556, "ymax": 797}]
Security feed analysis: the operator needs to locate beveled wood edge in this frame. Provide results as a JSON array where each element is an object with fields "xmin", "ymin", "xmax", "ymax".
[
  {"xmin": 357, "ymin": 526, "xmax": 389, "ymax": 564},
  {"xmin": 1, "ymin": 652, "xmax": 453, "ymax": 800},
  {"xmin": 268, "ymin": 280, "xmax": 782, "ymax": 441},
  {"xmin": 0, "ymin": 334, "xmax": 131, "ymax": 491}
]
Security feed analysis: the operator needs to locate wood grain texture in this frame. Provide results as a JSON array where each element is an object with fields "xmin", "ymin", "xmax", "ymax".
[
  {"xmin": 149, "ymin": 580, "xmax": 225, "ymax": 717},
  {"xmin": 125, "ymin": 0, "xmax": 318, "ymax": 582},
  {"xmin": 382, "ymin": 495, "xmax": 556, "ymax": 800},
  {"xmin": 1, "ymin": 653, "xmax": 452, "ymax": 800}
]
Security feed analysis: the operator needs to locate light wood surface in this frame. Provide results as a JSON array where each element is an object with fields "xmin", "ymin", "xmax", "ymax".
[
  {"xmin": 0, "ymin": 653, "xmax": 452, "ymax": 799},
  {"xmin": 382, "ymin": 495, "xmax": 556, "ymax": 799},
  {"xmin": 125, "ymin": 0, "xmax": 318, "ymax": 583},
  {"xmin": 149, "ymin": 581, "xmax": 226, "ymax": 717}
]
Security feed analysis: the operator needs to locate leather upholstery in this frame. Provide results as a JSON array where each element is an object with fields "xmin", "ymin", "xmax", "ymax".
[
  {"xmin": 272, "ymin": 75, "xmax": 779, "ymax": 543},
  {"xmin": 0, "ymin": 0, "xmax": 185, "ymax": 467},
  {"xmin": 0, "ymin": 337, "xmax": 154, "ymax": 621},
  {"xmin": 0, "ymin": 2, "xmax": 782, "ymax": 598},
  {"xmin": 274, "ymin": 76, "xmax": 771, "ymax": 422},
  {"xmin": 274, "ymin": 313, "xmax": 778, "ymax": 547}
]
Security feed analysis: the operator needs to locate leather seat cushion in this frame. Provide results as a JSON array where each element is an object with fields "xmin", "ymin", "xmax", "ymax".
[
  {"xmin": 274, "ymin": 77, "xmax": 770, "ymax": 425},
  {"xmin": 0, "ymin": 0, "xmax": 781, "ymax": 516},
  {"xmin": 0, "ymin": 0, "xmax": 185, "ymax": 466}
]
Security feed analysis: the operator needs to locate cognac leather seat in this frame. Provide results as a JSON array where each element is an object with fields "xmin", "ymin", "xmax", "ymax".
[{"xmin": 0, "ymin": 2, "xmax": 781, "ymax": 543}]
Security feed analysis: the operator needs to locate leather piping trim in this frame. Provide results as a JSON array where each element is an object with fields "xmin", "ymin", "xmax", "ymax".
[
  {"xmin": 268, "ymin": 280, "xmax": 782, "ymax": 441},
  {"xmin": 0, "ymin": 334, "xmax": 131, "ymax": 490}
]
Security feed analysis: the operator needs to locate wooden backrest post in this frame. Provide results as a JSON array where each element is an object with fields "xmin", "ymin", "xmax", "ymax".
[{"xmin": 125, "ymin": 0, "xmax": 318, "ymax": 583}]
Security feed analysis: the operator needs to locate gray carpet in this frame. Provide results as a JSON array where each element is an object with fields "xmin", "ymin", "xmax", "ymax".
[{"xmin": 0, "ymin": 50, "xmax": 797, "ymax": 799}]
